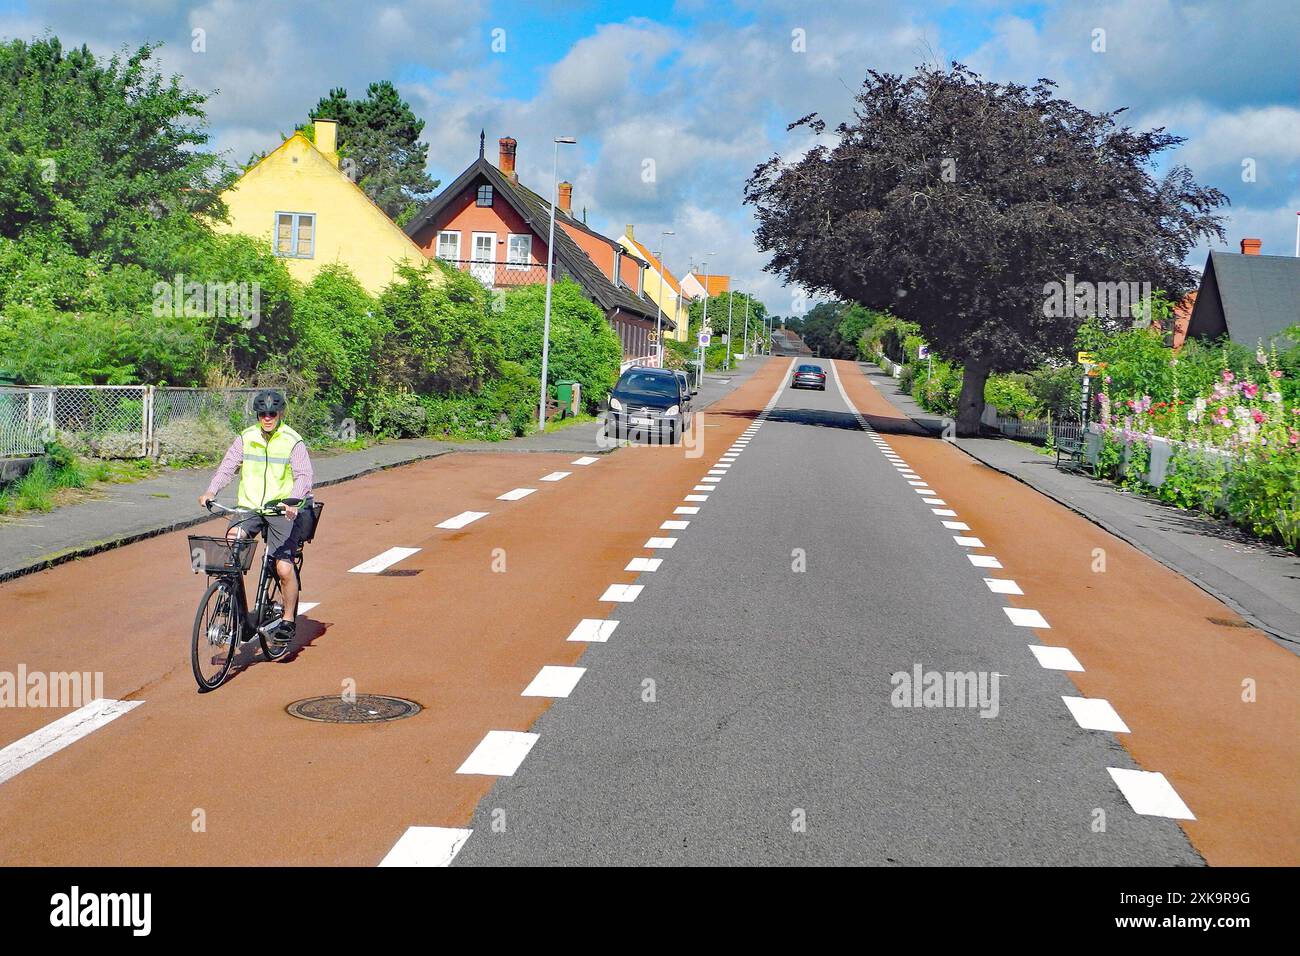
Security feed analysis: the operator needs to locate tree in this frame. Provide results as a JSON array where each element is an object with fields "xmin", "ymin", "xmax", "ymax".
[
  {"xmin": 0, "ymin": 37, "xmax": 230, "ymax": 264},
  {"xmin": 745, "ymin": 63, "xmax": 1227, "ymax": 434},
  {"xmin": 687, "ymin": 291, "xmax": 768, "ymax": 349},
  {"xmin": 308, "ymin": 81, "xmax": 439, "ymax": 221}
]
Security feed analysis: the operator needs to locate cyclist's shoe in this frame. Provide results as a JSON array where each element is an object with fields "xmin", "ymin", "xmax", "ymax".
[{"xmin": 272, "ymin": 619, "xmax": 296, "ymax": 648}]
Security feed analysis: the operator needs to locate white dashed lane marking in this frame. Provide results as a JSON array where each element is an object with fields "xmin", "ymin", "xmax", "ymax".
[
  {"xmin": 540, "ymin": 471, "xmax": 571, "ymax": 482},
  {"xmin": 661, "ymin": 520, "xmax": 690, "ymax": 529},
  {"xmin": 1107, "ymin": 768, "xmax": 1195, "ymax": 820},
  {"xmin": 436, "ymin": 511, "xmax": 489, "ymax": 529},
  {"xmin": 0, "ymin": 699, "xmax": 143, "ymax": 787},
  {"xmin": 1004, "ymin": 607, "xmax": 1050, "ymax": 628},
  {"xmin": 349, "ymin": 547, "xmax": 420, "ymax": 574},
  {"xmin": 571, "ymin": 456, "xmax": 599, "ymax": 465},
  {"xmin": 1028, "ymin": 644, "xmax": 1083, "ymax": 671},
  {"xmin": 379, "ymin": 827, "xmax": 472, "ymax": 867},
  {"xmin": 600, "ymin": 584, "xmax": 644, "ymax": 602},
  {"xmin": 1063, "ymin": 696, "xmax": 1131, "ymax": 733},
  {"xmin": 968, "ymin": 554, "xmax": 1003, "ymax": 568},
  {"xmin": 645, "ymin": 537, "xmax": 676, "ymax": 548},
  {"xmin": 983, "ymin": 578, "xmax": 1024, "ymax": 595},
  {"xmin": 497, "ymin": 488, "xmax": 536, "ymax": 501},
  {"xmin": 522, "ymin": 666, "xmax": 587, "ymax": 698},
  {"xmin": 625, "ymin": 557, "xmax": 662, "ymax": 572},
  {"xmin": 567, "ymin": 619, "xmax": 619, "ymax": 642},
  {"xmin": 456, "ymin": 731, "xmax": 538, "ymax": 776}
]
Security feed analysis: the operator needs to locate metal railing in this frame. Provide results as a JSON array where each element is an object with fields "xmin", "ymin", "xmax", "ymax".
[
  {"xmin": 0, "ymin": 387, "xmax": 55, "ymax": 458},
  {"xmin": 436, "ymin": 257, "xmax": 552, "ymax": 288}
]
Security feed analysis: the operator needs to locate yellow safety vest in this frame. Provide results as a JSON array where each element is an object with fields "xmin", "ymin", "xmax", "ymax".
[{"xmin": 237, "ymin": 423, "xmax": 304, "ymax": 509}]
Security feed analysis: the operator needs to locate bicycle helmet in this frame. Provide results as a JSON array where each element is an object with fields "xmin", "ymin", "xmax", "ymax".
[{"xmin": 252, "ymin": 390, "xmax": 286, "ymax": 415}]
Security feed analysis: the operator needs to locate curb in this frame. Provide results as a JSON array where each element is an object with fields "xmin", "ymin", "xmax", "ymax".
[{"xmin": 860, "ymin": 363, "xmax": 1300, "ymax": 651}]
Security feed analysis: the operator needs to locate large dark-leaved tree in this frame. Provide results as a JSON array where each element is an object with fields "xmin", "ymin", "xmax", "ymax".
[
  {"xmin": 745, "ymin": 63, "xmax": 1227, "ymax": 434},
  {"xmin": 308, "ymin": 81, "xmax": 439, "ymax": 224}
]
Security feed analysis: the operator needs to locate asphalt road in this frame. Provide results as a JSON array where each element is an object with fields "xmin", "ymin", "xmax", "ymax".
[{"xmin": 453, "ymin": 360, "xmax": 1202, "ymax": 865}]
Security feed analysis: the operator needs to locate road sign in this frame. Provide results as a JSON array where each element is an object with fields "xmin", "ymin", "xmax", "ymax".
[
  {"xmin": 698, "ymin": 332, "xmax": 711, "ymax": 347},
  {"xmin": 918, "ymin": 344, "xmax": 930, "ymax": 359},
  {"xmin": 1078, "ymin": 351, "xmax": 1095, "ymax": 364}
]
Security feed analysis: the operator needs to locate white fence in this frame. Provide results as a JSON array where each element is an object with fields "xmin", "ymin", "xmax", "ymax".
[
  {"xmin": 0, "ymin": 387, "xmax": 56, "ymax": 458},
  {"xmin": 2, "ymin": 385, "xmax": 259, "ymax": 459}
]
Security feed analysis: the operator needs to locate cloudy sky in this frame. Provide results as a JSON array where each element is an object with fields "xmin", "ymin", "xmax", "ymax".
[{"xmin": 2, "ymin": 0, "xmax": 1297, "ymax": 313}]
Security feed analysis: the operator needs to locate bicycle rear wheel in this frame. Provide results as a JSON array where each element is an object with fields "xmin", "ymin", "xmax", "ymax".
[
  {"xmin": 192, "ymin": 578, "xmax": 239, "ymax": 691},
  {"xmin": 258, "ymin": 562, "xmax": 300, "ymax": 661}
]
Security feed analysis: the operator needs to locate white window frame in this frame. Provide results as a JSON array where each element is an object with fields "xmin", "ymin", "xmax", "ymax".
[
  {"xmin": 274, "ymin": 211, "xmax": 315, "ymax": 259},
  {"xmin": 436, "ymin": 230, "xmax": 461, "ymax": 262},
  {"xmin": 506, "ymin": 234, "xmax": 532, "ymax": 271}
]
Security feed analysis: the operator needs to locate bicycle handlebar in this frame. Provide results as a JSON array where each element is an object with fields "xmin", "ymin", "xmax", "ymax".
[{"xmin": 205, "ymin": 498, "xmax": 300, "ymax": 517}]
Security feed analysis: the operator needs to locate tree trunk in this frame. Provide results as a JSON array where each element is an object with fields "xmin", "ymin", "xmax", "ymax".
[{"xmin": 955, "ymin": 360, "xmax": 990, "ymax": 437}]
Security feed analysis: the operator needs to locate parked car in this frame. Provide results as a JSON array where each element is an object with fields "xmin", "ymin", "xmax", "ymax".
[
  {"xmin": 607, "ymin": 367, "xmax": 688, "ymax": 443},
  {"xmin": 791, "ymin": 364, "xmax": 827, "ymax": 390}
]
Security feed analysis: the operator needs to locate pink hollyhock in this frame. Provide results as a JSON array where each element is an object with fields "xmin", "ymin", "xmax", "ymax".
[
  {"xmin": 1272, "ymin": 369, "xmax": 1284, "ymax": 379},
  {"xmin": 1290, "ymin": 429, "xmax": 1300, "ymax": 445},
  {"xmin": 1252, "ymin": 409, "xmax": 1266, "ymax": 424},
  {"xmin": 1222, "ymin": 370, "xmax": 1235, "ymax": 383},
  {"xmin": 1242, "ymin": 382, "xmax": 1259, "ymax": 398}
]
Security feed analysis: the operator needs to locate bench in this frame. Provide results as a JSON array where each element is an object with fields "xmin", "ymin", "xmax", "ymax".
[{"xmin": 1053, "ymin": 428, "xmax": 1086, "ymax": 471}]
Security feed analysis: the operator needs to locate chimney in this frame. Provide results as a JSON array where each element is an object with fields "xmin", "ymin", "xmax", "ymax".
[
  {"xmin": 557, "ymin": 181, "xmax": 573, "ymax": 214},
  {"xmin": 626, "ymin": 224, "xmax": 634, "ymax": 240},
  {"xmin": 313, "ymin": 118, "xmax": 338, "ymax": 166},
  {"xmin": 498, "ymin": 137, "xmax": 518, "ymax": 182},
  {"xmin": 1241, "ymin": 237, "xmax": 1262, "ymax": 255}
]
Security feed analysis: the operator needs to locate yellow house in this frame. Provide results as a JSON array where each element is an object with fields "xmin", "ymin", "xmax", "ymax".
[
  {"xmin": 215, "ymin": 118, "xmax": 427, "ymax": 294},
  {"xmin": 617, "ymin": 226, "xmax": 690, "ymax": 342}
]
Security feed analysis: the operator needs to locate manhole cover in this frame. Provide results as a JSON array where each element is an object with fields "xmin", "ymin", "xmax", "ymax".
[{"xmin": 286, "ymin": 694, "xmax": 422, "ymax": 723}]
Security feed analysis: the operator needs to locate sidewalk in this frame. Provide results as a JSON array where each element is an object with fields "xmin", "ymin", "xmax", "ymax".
[
  {"xmin": 860, "ymin": 362, "xmax": 1300, "ymax": 651},
  {"xmin": 0, "ymin": 358, "xmax": 768, "ymax": 581}
]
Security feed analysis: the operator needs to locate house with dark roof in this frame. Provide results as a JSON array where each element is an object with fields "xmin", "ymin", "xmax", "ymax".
[
  {"xmin": 1184, "ymin": 239, "xmax": 1300, "ymax": 348},
  {"xmin": 404, "ymin": 135, "xmax": 669, "ymax": 362}
]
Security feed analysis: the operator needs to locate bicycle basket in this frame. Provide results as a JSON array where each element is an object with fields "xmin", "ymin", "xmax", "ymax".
[
  {"xmin": 187, "ymin": 535, "xmax": 256, "ymax": 575},
  {"xmin": 297, "ymin": 500, "xmax": 324, "ymax": 544}
]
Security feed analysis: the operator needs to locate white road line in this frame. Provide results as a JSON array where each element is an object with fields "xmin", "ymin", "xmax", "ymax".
[
  {"xmin": 626, "ymin": 557, "xmax": 663, "ymax": 572},
  {"xmin": 1107, "ymin": 768, "xmax": 1195, "ymax": 820},
  {"xmin": 571, "ymin": 456, "xmax": 599, "ymax": 465},
  {"xmin": 674, "ymin": 506, "xmax": 700, "ymax": 515},
  {"xmin": 923, "ymin": 498, "xmax": 947, "ymax": 505},
  {"xmin": 941, "ymin": 520, "xmax": 971, "ymax": 531},
  {"xmin": 953, "ymin": 535, "xmax": 984, "ymax": 547},
  {"xmin": 968, "ymin": 554, "xmax": 1003, "ymax": 568},
  {"xmin": 713, "ymin": 463, "xmax": 732, "ymax": 469},
  {"xmin": 1063, "ymin": 697, "xmax": 1131, "ymax": 733},
  {"xmin": 568, "ymin": 619, "xmax": 619, "ymax": 642},
  {"xmin": 685, "ymin": 494, "xmax": 709, "ymax": 501},
  {"xmin": 914, "ymin": 488, "xmax": 936, "ymax": 495},
  {"xmin": 379, "ymin": 827, "xmax": 472, "ymax": 867},
  {"xmin": 693, "ymin": 485, "xmax": 714, "ymax": 491},
  {"xmin": 707, "ymin": 469, "xmax": 727, "ymax": 476},
  {"xmin": 522, "ymin": 666, "xmax": 587, "ymax": 698},
  {"xmin": 983, "ymin": 578, "xmax": 1024, "ymax": 595},
  {"xmin": 1004, "ymin": 607, "xmax": 1050, "ymax": 628},
  {"xmin": 456, "ymin": 731, "xmax": 538, "ymax": 776},
  {"xmin": 540, "ymin": 471, "xmax": 571, "ymax": 481},
  {"xmin": 298, "ymin": 602, "xmax": 319, "ymax": 614},
  {"xmin": 701, "ymin": 477, "xmax": 722, "ymax": 483},
  {"xmin": 907, "ymin": 480, "xmax": 927, "ymax": 486},
  {"xmin": 645, "ymin": 537, "xmax": 676, "ymax": 548},
  {"xmin": 0, "ymin": 699, "xmax": 143, "ymax": 786},
  {"xmin": 437, "ymin": 511, "xmax": 489, "ymax": 529},
  {"xmin": 931, "ymin": 508, "xmax": 958, "ymax": 516},
  {"xmin": 600, "ymin": 584, "xmax": 644, "ymax": 602},
  {"xmin": 1028, "ymin": 644, "xmax": 1084, "ymax": 671},
  {"xmin": 349, "ymin": 547, "xmax": 420, "ymax": 574},
  {"xmin": 497, "ymin": 488, "xmax": 536, "ymax": 501}
]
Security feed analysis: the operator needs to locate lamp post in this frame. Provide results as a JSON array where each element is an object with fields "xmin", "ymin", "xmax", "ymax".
[
  {"xmin": 539, "ymin": 135, "xmax": 577, "ymax": 432},
  {"xmin": 698, "ymin": 253, "xmax": 716, "ymax": 385},
  {"xmin": 725, "ymin": 288, "xmax": 734, "ymax": 370},
  {"xmin": 655, "ymin": 230, "xmax": 674, "ymax": 368},
  {"xmin": 743, "ymin": 295, "xmax": 750, "ymax": 357}
]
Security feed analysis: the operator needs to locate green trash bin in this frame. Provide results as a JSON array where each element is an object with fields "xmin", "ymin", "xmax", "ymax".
[{"xmin": 555, "ymin": 380, "xmax": 575, "ymax": 406}]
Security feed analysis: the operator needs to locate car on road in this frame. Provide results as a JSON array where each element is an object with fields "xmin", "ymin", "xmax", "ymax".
[
  {"xmin": 791, "ymin": 363, "xmax": 827, "ymax": 390},
  {"xmin": 607, "ymin": 366, "xmax": 689, "ymax": 443}
]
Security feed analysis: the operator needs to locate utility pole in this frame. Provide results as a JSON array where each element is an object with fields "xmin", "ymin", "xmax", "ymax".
[{"xmin": 725, "ymin": 288, "xmax": 734, "ymax": 370}]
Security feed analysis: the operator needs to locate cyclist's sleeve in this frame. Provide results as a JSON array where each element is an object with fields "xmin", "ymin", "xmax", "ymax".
[
  {"xmin": 289, "ymin": 441, "xmax": 314, "ymax": 500},
  {"xmin": 204, "ymin": 436, "xmax": 244, "ymax": 497}
]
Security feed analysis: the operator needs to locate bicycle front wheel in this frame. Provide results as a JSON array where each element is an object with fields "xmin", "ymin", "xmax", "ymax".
[{"xmin": 192, "ymin": 578, "xmax": 239, "ymax": 691}]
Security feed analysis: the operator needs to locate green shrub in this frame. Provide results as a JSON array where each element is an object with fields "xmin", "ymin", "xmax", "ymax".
[
  {"xmin": 290, "ymin": 264, "xmax": 382, "ymax": 413},
  {"xmin": 490, "ymin": 280, "xmax": 621, "ymax": 410},
  {"xmin": 984, "ymin": 373, "xmax": 1038, "ymax": 419}
]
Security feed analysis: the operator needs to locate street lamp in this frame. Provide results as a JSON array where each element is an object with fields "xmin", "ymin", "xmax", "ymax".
[
  {"xmin": 655, "ymin": 230, "xmax": 674, "ymax": 368},
  {"xmin": 698, "ymin": 253, "xmax": 716, "ymax": 385},
  {"xmin": 539, "ymin": 135, "xmax": 577, "ymax": 432},
  {"xmin": 725, "ymin": 287, "xmax": 734, "ymax": 370}
]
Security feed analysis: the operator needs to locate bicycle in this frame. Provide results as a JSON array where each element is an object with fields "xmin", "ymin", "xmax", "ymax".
[{"xmin": 187, "ymin": 497, "xmax": 323, "ymax": 692}]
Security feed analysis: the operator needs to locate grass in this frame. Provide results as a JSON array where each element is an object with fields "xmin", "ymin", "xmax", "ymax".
[
  {"xmin": 0, "ymin": 450, "xmax": 159, "ymax": 517},
  {"xmin": 544, "ymin": 412, "xmax": 598, "ymax": 434}
]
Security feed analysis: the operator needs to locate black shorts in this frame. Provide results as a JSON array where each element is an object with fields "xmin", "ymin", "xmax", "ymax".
[{"xmin": 228, "ymin": 513, "xmax": 302, "ymax": 561}]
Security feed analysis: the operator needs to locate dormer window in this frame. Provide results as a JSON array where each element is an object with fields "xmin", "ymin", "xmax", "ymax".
[{"xmin": 476, "ymin": 185, "xmax": 494, "ymax": 207}]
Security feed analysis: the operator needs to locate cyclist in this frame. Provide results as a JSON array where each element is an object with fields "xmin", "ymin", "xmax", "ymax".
[{"xmin": 198, "ymin": 390, "xmax": 314, "ymax": 648}]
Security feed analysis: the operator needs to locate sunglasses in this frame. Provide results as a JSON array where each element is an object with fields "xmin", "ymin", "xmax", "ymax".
[{"xmin": 258, "ymin": 411, "xmax": 279, "ymax": 419}]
